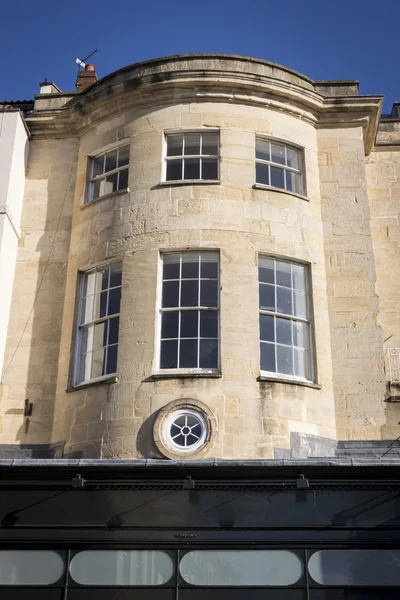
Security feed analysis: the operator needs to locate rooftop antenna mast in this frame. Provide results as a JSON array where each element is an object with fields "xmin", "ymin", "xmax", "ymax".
[{"xmin": 76, "ymin": 48, "xmax": 98, "ymax": 73}]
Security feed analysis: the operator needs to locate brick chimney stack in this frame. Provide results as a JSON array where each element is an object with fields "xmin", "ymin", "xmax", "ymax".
[{"xmin": 76, "ymin": 64, "xmax": 98, "ymax": 92}]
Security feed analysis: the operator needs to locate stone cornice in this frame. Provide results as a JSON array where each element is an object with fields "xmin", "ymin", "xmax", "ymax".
[{"xmin": 24, "ymin": 55, "xmax": 383, "ymax": 154}]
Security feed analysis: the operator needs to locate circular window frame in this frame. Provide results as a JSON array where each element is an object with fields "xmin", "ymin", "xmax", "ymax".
[
  {"xmin": 153, "ymin": 399, "xmax": 217, "ymax": 459},
  {"xmin": 163, "ymin": 408, "xmax": 208, "ymax": 453}
]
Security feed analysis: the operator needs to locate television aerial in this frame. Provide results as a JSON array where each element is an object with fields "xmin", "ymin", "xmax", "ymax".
[{"xmin": 76, "ymin": 48, "xmax": 98, "ymax": 70}]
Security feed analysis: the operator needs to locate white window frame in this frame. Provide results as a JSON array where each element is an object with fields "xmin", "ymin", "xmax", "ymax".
[
  {"xmin": 163, "ymin": 130, "xmax": 220, "ymax": 182},
  {"xmin": 259, "ymin": 256, "xmax": 313, "ymax": 382},
  {"xmin": 255, "ymin": 136, "xmax": 305, "ymax": 195},
  {"xmin": 74, "ymin": 262, "xmax": 122, "ymax": 386},
  {"xmin": 156, "ymin": 250, "xmax": 220, "ymax": 374},
  {"xmin": 86, "ymin": 144, "xmax": 130, "ymax": 204}
]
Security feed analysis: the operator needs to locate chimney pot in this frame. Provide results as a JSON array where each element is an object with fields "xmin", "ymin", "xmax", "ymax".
[{"xmin": 76, "ymin": 64, "xmax": 98, "ymax": 92}]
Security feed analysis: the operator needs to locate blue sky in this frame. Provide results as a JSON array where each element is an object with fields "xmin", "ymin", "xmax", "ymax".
[{"xmin": 2, "ymin": 0, "xmax": 399, "ymax": 113}]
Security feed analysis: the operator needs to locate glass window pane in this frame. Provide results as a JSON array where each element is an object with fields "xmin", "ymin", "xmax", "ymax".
[
  {"xmin": 202, "ymin": 133, "xmax": 219, "ymax": 156},
  {"xmin": 163, "ymin": 254, "xmax": 180, "ymax": 280},
  {"xmin": 184, "ymin": 133, "xmax": 201, "ymax": 155},
  {"xmin": 162, "ymin": 281, "xmax": 179, "ymax": 308},
  {"xmin": 260, "ymin": 342, "xmax": 275, "ymax": 372},
  {"xmin": 179, "ymin": 550, "xmax": 303, "ymax": 586},
  {"xmin": 108, "ymin": 287, "xmax": 121, "ymax": 316},
  {"xmin": 106, "ymin": 344, "xmax": 118, "ymax": 374},
  {"xmin": 99, "ymin": 268, "xmax": 109, "ymax": 291},
  {"xmin": 259, "ymin": 314, "xmax": 274, "ymax": 342},
  {"xmin": 276, "ymin": 317, "xmax": 292, "ymax": 345},
  {"xmin": 93, "ymin": 321, "xmax": 107, "ymax": 350},
  {"xmin": 259, "ymin": 283, "xmax": 275, "ymax": 311},
  {"xmin": 181, "ymin": 280, "xmax": 199, "ymax": 307},
  {"xmin": 308, "ymin": 550, "xmax": 400, "ymax": 586},
  {"xmin": 182, "ymin": 254, "xmax": 199, "ymax": 279},
  {"xmin": 98, "ymin": 178, "xmax": 109, "ymax": 198},
  {"xmin": 118, "ymin": 168, "xmax": 128, "ymax": 190},
  {"xmin": 276, "ymin": 261, "xmax": 291, "ymax": 288},
  {"xmin": 286, "ymin": 171, "xmax": 302, "ymax": 194},
  {"xmin": 200, "ymin": 339, "xmax": 218, "ymax": 369},
  {"xmin": 70, "ymin": 550, "xmax": 174, "ymax": 586},
  {"xmin": 256, "ymin": 139, "xmax": 270, "ymax": 161},
  {"xmin": 81, "ymin": 294, "xmax": 94, "ymax": 324},
  {"xmin": 167, "ymin": 135, "xmax": 183, "ymax": 157},
  {"xmin": 271, "ymin": 142, "xmax": 286, "ymax": 165},
  {"xmin": 181, "ymin": 311, "xmax": 198, "ymax": 338},
  {"xmin": 180, "ymin": 339, "xmax": 198, "ymax": 368},
  {"xmin": 160, "ymin": 339, "xmax": 178, "ymax": 369},
  {"xmin": 200, "ymin": 311, "xmax": 218, "ymax": 338},
  {"xmin": 161, "ymin": 311, "xmax": 179, "ymax": 339},
  {"xmin": 92, "ymin": 346, "xmax": 106, "ymax": 378},
  {"xmin": 292, "ymin": 264, "xmax": 306, "ymax": 291},
  {"xmin": 200, "ymin": 280, "xmax": 218, "ymax": 307},
  {"xmin": 277, "ymin": 345, "xmax": 294, "ymax": 376},
  {"xmin": 286, "ymin": 147, "xmax": 299, "ymax": 169},
  {"xmin": 184, "ymin": 159, "xmax": 200, "ymax": 180},
  {"xmin": 92, "ymin": 155, "xmax": 104, "ymax": 178},
  {"xmin": 83, "ymin": 270, "xmax": 97, "ymax": 297},
  {"xmin": 0, "ymin": 551, "xmax": 64, "ymax": 585},
  {"xmin": 270, "ymin": 166, "xmax": 285, "ymax": 189},
  {"xmin": 256, "ymin": 162, "xmax": 269, "ymax": 185},
  {"xmin": 294, "ymin": 290, "xmax": 307, "ymax": 319},
  {"xmin": 294, "ymin": 347, "xmax": 307, "ymax": 379},
  {"xmin": 93, "ymin": 291, "xmax": 107, "ymax": 320},
  {"xmin": 118, "ymin": 145, "xmax": 130, "ymax": 167},
  {"xmin": 105, "ymin": 149, "xmax": 118, "ymax": 173},
  {"xmin": 109, "ymin": 263, "xmax": 122, "ymax": 288},
  {"xmin": 293, "ymin": 321, "xmax": 308, "ymax": 348},
  {"xmin": 202, "ymin": 158, "xmax": 218, "ymax": 180},
  {"xmin": 80, "ymin": 350, "xmax": 93, "ymax": 383},
  {"xmin": 276, "ymin": 286, "xmax": 292, "ymax": 315},
  {"xmin": 103, "ymin": 171, "xmax": 118, "ymax": 195},
  {"xmin": 259, "ymin": 257, "xmax": 274, "ymax": 284},
  {"xmin": 166, "ymin": 160, "xmax": 183, "ymax": 181},
  {"xmin": 108, "ymin": 317, "xmax": 119, "ymax": 345},
  {"xmin": 200, "ymin": 253, "xmax": 219, "ymax": 278},
  {"xmin": 92, "ymin": 179, "xmax": 101, "ymax": 200}
]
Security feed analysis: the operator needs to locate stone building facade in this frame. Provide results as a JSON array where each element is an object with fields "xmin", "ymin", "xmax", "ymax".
[{"xmin": 0, "ymin": 54, "xmax": 399, "ymax": 460}]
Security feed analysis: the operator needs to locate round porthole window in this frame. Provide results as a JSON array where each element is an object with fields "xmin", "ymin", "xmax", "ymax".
[{"xmin": 163, "ymin": 409, "xmax": 208, "ymax": 452}]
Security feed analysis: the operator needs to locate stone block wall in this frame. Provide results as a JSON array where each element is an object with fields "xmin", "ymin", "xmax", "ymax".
[{"xmin": 318, "ymin": 127, "xmax": 386, "ymax": 440}]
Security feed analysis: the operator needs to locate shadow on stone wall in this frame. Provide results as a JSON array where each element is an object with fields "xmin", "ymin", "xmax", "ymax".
[{"xmin": 2, "ymin": 138, "xmax": 78, "ymax": 454}]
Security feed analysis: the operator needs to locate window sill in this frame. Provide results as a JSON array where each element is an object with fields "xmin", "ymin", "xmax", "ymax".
[
  {"xmin": 253, "ymin": 184, "xmax": 310, "ymax": 202},
  {"xmin": 152, "ymin": 370, "xmax": 222, "ymax": 380},
  {"xmin": 81, "ymin": 188, "xmax": 129, "ymax": 209},
  {"xmin": 258, "ymin": 374, "xmax": 321, "ymax": 389},
  {"xmin": 66, "ymin": 375, "xmax": 118, "ymax": 393},
  {"xmin": 158, "ymin": 180, "xmax": 220, "ymax": 187}
]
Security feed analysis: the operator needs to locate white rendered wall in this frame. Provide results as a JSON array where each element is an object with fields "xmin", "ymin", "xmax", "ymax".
[{"xmin": 0, "ymin": 111, "xmax": 29, "ymax": 378}]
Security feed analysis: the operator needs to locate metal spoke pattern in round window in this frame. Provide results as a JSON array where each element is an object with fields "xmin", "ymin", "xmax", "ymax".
[{"xmin": 164, "ymin": 409, "xmax": 208, "ymax": 452}]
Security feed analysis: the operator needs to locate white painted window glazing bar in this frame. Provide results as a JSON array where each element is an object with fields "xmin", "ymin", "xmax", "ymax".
[
  {"xmin": 88, "ymin": 145, "xmax": 130, "ymax": 202},
  {"xmin": 159, "ymin": 251, "xmax": 219, "ymax": 371},
  {"xmin": 75, "ymin": 263, "xmax": 122, "ymax": 385},
  {"xmin": 165, "ymin": 132, "xmax": 219, "ymax": 182},
  {"xmin": 259, "ymin": 257, "xmax": 312, "ymax": 381}
]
